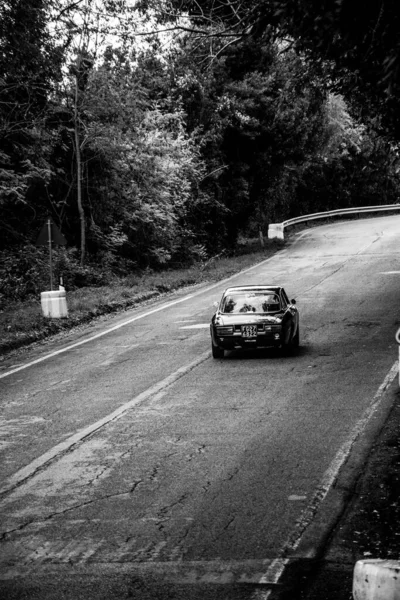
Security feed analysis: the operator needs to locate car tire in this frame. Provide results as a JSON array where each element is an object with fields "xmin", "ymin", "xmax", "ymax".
[
  {"xmin": 212, "ymin": 342, "xmax": 224, "ymax": 359},
  {"xmin": 281, "ymin": 324, "xmax": 299, "ymax": 355},
  {"xmin": 292, "ymin": 325, "xmax": 300, "ymax": 348},
  {"xmin": 280, "ymin": 323, "xmax": 291, "ymax": 354}
]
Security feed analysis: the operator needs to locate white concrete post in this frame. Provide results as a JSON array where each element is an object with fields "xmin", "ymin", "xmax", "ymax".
[
  {"xmin": 353, "ymin": 559, "xmax": 400, "ymax": 600},
  {"xmin": 268, "ymin": 223, "xmax": 284, "ymax": 240},
  {"xmin": 396, "ymin": 327, "xmax": 400, "ymax": 386},
  {"xmin": 41, "ymin": 290, "xmax": 68, "ymax": 318}
]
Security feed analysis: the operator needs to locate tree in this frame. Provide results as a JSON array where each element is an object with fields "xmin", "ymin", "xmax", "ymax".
[
  {"xmin": 0, "ymin": 0, "xmax": 63, "ymax": 247},
  {"xmin": 46, "ymin": 0, "xmax": 143, "ymax": 265},
  {"xmin": 148, "ymin": 0, "xmax": 400, "ymax": 139},
  {"xmin": 167, "ymin": 31, "xmax": 330, "ymax": 246}
]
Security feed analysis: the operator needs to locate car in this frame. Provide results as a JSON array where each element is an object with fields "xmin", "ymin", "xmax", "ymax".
[{"xmin": 210, "ymin": 285, "xmax": 299, "ymax": 358}]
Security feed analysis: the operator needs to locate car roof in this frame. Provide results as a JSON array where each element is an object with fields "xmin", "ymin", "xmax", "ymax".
[{"xmin": 223, "ymin": 285, "xmax": 283, "ymax": 294}]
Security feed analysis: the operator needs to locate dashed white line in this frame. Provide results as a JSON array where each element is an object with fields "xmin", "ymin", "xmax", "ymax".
[{"xmin": 179, "ymin": 324, "xmax": 210, "ymax": 329}]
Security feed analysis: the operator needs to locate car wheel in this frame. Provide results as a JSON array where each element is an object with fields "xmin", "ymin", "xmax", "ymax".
[
  {"xmin": 212, "ymin": 342, "xmax": 224, "ymax": 358},
  {"xmin": 292, "ymin": 325, "xmax": 300, "ymax": 348},
  {"xmin": 280, "ymin": 324, "xmax": 291, "ymax": 354},
  {"xmin": 281, "ymin": 324, "xmax": 298, "ymax": 355}
]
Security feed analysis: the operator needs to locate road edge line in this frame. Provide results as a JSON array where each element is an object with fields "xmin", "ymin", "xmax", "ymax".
[{"xmin": 255, "ymin": 360, "xmax": 398, "ymax": 597}]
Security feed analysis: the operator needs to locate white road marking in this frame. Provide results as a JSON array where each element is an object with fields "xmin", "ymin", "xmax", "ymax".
[
  {"xmin": 0, "ymin": 252, "xmax": 279, "ymax": 380},
  {"xmin": 380, "ymin": 271, "xmax": 400, "ymax": 274},
  {"xmin": 253, "ymin": 359, "xmax": 399, "ymax": 598},
  {"xmin": 175, "ymin": 319, "xmax": 196, "ymax": 323},
  {"xmin": 0, "ymin": 361, "xmax": 398, "ymax": 590},
  {"xmin": 179, "ymin": 324, "xmax": 210, "ymax": 329},
  {"xmin": 0, "ymin": 350, "xmax": 211, "ymax": 497},
  {"xmin": 0, "ymin": 559, "xmax": 284, "ymax": 583},
  {"xmin": 3, "ymin": 228, "xmax": 397, "ymax": 587},
  {"xmin": 0, "ymin": 294, "xmax": 191, "ymax": 380}
]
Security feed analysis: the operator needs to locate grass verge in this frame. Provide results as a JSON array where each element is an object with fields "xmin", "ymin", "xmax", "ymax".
[{"xmin": 0, "ymin": 239, "xmax": 284, "ymax": 357}]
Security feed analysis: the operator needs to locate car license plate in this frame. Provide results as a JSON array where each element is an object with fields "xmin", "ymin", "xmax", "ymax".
[{"xmin": 241, "ymin": 325, "xmax": 257, "ymax": 338}]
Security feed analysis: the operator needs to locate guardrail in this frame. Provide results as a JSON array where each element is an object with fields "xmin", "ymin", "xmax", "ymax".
[{"xmin": 268, "ymin": 203, "xmax": 400, "ymax": 239}]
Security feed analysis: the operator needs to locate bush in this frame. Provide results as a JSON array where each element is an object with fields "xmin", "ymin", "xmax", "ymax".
[
  {"xmin": 54, "ymin": 247, "xmax": 111, "ymax": 289},
  {"xmin": 0, "ymin": 245, "xmax": 111, "ymax": 309},
  {"xmin": 0, "ymin": 245, "xmax": 49, "ymax": 307}
]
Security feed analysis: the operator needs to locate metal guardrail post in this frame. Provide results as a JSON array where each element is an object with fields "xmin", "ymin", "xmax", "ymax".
[{"xmin": 396, "ymin": 327, "xmax": 400, "ymax": 386}]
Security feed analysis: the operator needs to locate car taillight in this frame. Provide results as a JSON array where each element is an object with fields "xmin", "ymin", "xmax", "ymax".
[{"xmin": 216, "ymin": 326, "xmax": 234, "ymax": 335}]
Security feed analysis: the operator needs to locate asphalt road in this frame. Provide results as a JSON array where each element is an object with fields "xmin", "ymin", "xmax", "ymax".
[{"xmin": 1, "ymin": 216, "xmax": 400, "ymax": 600}]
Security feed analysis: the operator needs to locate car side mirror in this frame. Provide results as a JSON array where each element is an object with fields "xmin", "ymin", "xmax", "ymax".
[
  {"xmin": 213, "ymin": 301, "xmax": 219, "ymax": 308},
  {"xmin": 291, "ymin": 299, "xmax": 296, "ymax": 305}
]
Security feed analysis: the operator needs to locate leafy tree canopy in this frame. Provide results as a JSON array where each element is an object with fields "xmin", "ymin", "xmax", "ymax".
[
  {"xmin": 147, "ymin": 0, "xmax": 400, "ymax": 138},
  {"xmin": 1, "ymin": 0, "xmax": 400, "ymax": 305}
]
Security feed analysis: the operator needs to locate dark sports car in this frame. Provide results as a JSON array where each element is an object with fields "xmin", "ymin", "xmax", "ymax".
[{"xmin": 210, "ymin": 285, "xmax": 299, "ymax": 358}]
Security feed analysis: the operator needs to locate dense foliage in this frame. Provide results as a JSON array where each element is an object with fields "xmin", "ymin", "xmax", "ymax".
[
  {"xmin": 162, "ymin": 0, "xmax": 400, "ymax": 137},
  {"xmin": 1, "ymin": 0, "xmax": 399, "ymax": 306}
]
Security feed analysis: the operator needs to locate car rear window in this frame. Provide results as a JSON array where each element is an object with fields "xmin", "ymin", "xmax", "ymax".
[{"xmin": 222, "ymin": 293, "xmax": 281, "ymax": 314}]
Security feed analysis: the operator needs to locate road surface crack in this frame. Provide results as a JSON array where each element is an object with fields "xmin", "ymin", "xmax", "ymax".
[
  {"xmin": 156, "ymin": 493, "xmax": 189, "ymax": 521},
  {"xmin": 0, "ymin": 519, "xmax": 36, "ymax": 541},
  {"xmin": 202, "ymin": 480, "xmax": 212, "ymax": 494},
  {"xmin": 149, "ymin": 465, "xmax": 159, "ymax": 482},
  {"xmin": 89, "ymin": 465, "xmax": 110, "ymax": 485},
  {"xmin": 225, "ymin": 466, "xmax": 240, "ymax": 481},
  {"xmin": 223, "ymin": 515, "xmax": 236, "ymax": 530},
  {"xmin": 0, "ymin": 483, "xmax": 144, "ymax": 539},
  {"xmin": 186, "ymin": 444, "xmax": 206, "ymax": 461}
]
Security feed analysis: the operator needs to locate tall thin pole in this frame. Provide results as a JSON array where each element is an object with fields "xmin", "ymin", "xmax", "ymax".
[
  {"xmin": 48, "ymin": 218, "xmax": 53, "ymax": 291},
  {"xmin": 74, "ymin": 71, "xmax": 85, "ymax": 266}
]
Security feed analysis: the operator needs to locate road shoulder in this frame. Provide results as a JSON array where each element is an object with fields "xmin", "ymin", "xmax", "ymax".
[{"xmin": 290, "ymin": 377, "xmax": 400, "ymax": 600}]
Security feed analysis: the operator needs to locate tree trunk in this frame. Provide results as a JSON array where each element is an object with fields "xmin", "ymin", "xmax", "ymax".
[{"xmin": 74, "ymin": 73, "xmax": 85, "ymax": 266}]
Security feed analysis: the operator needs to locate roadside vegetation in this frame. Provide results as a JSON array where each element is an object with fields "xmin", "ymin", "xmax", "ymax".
[
  {"xmin": 0, "ymin": 238, "xmax": 283, "ymax": 356},
  {"xmin": 2, "ymin": 1, "xmax": 400, "ymax": 354}
]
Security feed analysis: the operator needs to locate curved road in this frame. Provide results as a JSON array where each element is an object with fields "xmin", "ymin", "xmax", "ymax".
[{"xmin": 1, "ymin": 216, "xmax": 400, "ymax": 600}]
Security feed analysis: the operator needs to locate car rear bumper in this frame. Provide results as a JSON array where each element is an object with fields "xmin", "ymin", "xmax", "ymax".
[{"xmin": 213, "ymin": 333, "xmax": 282, "ymax": 350}]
